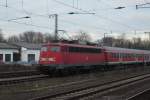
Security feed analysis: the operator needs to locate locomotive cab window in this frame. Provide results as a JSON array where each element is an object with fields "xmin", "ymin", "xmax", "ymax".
[{"xmin": 50, "ymin": 46, "xmax": 60, "ymax": 52}]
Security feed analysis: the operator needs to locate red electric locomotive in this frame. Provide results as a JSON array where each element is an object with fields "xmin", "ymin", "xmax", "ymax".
[
  {"xmin": 39, "ymin": 42, "xmax": 105, "ymax": 71},
  {"xmin": 39, "ymin": 42, "xmax": 150, "ymax": 72}
]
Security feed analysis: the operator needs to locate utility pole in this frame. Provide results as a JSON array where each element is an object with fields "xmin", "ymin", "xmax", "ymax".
[
  {"xmin": 136, "ymin": 3, "xmax": 150, "ymax": 9},
  {"xmin": 145, "ymin": 32, "xmax": 150, "ymax": 41},
  {"xmin": 49, "ymin": 14, "xmax": 58, "ymax": 41},
  {"xmin": 6, "ymin": 0, "xmax": 8, "ymax": 7},
  {"xmin": 49, "ymin": 12, "xmax": 95, "ymax": 41},
  {"xmin": 55, "ymin": 14, "xmax": 58, "ymax": 41},
  {"xmin": 103, "ymin": 33, "xmax": 108, "ymax": 46}
]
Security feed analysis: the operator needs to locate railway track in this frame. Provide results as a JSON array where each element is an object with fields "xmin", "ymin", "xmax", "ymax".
[
  {"xmin": 29, "ymin": 73, "xmax": 150, "ymax": 100},
  {"xmin": 126, "ymin": 88, "xmax": 150, "ymax": 100},
  {"xmin": 0, "ymin": 70, "xmax": 41, "ymax": 78},
  {"xmin": 0, "ymin": 69, "xmax": 50, "ymax": 85},
  {"xmin": 0, "ymin": 74, "xmax": 49, "ymax": 85}
]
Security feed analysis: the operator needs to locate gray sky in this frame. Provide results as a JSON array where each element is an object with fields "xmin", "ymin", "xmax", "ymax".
[{"xmin": 0, "ymin": 0, "xmax": 150, "ymax": 40}]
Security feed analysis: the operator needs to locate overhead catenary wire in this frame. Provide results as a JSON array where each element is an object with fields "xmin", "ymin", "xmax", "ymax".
[
  {"xmin": 2, "ymin": 0, "xmax": 123, "ymax": 30},
  {"xmin": 1, "ymin": 0, "xmax": 147, "ymax": 36},
  {"xmin": 0, "ymin": 3, "xmax": 115, "ymax": 33},
  {"xmin": 52, "ymin": 0, "xmax": 136, "ymax": 30},
  {"xmin": 0, "ymin": 18, "xmax": 53, "ymax": 30}
]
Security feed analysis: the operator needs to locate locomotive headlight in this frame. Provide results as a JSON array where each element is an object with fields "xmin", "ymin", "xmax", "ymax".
[
  {"xmin": 41, "ymin": 57, "xmax": 55, "ymax": 62},
  {"xmin": 41, "ymin": 58, "xmax": 46, "ymax": 61},
  {"xmin": 48, "ymin": 58, "xmax": 55, "ymax": 62}
]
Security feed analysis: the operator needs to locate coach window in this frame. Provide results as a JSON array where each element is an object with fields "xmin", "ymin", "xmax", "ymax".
[
  {"xmin": 134, "ymin": 54, "xmax": 136, "ymax": 58},
  {"xmin": 135, "ymin": 54, "xmax": 137, "ymax": 58},
  {"xmin": 132, "ymin": 54, "xmax": 134, "ymax": 58},
  {"xmin": 126, "ymin": 53, "xmax": 128, "ymax": 58},
  {"xmin": 111, "ymin": 53, "xmax": 114, "ymax": 58},
  {"xmin": 117, "ymin": 53, "xmax": 119, "ymax": 58},
  {"xmin": 113, "ymin": 53, "xmax": 116, "ymax": 58},
  {"xmin": 112, "ymin": 53, "xmax": 115, "ymax": 58},
  {"xmin": 127, "ymin": 54, "xmax": 129, "ymax": 58},
  {"xmin": 137, "ymin": 54, "xmax": 139, "ymax": 58},
  {"xmin": 123, "ymin": 53, "xmax": 125, "ymax": 58}
]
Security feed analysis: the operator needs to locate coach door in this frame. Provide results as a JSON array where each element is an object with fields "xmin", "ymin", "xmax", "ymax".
[
  {"xmin": 119, "ymin": 53, "xmax": 122, "ymax": 64},
  {"xmin": 135, "ymin": 54, "xmax": 138, "ymax": 62}
]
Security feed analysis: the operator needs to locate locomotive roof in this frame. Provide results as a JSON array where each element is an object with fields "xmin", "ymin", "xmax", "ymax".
[
  {"xmin": 43, "ymin": 42, "xmax": 102, "ymax": 49},
  {"xmin": 103, "ymin": 46, "xmax": 150, "ymax": 54}
]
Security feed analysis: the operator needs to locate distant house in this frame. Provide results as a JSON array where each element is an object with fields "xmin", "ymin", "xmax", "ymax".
[
  {"xmin": 10, "ymin": 42, "xmax": 42, "ymax": 63},
  {"xmin": 0, "ymin": 43, "xmax": 19, "ymax": 63}
]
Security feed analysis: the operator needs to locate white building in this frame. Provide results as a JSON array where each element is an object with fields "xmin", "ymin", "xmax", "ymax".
[
  {"xmin": 0, "ymin": 43, "xmax": 19, "ymax": 63},
  {"xmin": 10, "ymin": 42, "xmax": 42, "ymax": 63}
]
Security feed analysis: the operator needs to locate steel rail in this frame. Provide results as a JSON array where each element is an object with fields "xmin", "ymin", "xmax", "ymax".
[
  {"xmin": 29, "ymin": 73, "xmax": 150, "ymax": 100},
  {"xmin": 0, "ymin": 74, "xmax": 49, "ymax": 85},
  {"xmin": 0, "ymin": 70, "xmax": 40, "ymax": 78},
  {"xmin": 126, "ymin": 88, "xmax": 150, "ymax": 100}
]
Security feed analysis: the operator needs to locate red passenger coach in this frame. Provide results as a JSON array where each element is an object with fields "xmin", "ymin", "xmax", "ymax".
[
  {"xmin": 103, "ymin": 46, "xmax": 150, "ymax": 65},
  {"xmin": 39, "ymin": 43, "xmax": 105, "ymax": 70}
]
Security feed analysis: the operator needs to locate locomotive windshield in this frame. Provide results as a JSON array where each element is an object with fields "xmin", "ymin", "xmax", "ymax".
[
  {"xmin": 41, "ymin": 46, "xmax": 60, "ymax": 52},
  {"xmin": 50, "ymin": 46, "xmax": 60, "ymax": 52},
  {"xmin": 41, "ymin": 47, "xmax": 48, "ymax": 51}
]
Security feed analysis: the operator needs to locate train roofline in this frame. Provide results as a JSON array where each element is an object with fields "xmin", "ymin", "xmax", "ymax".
[
  {"xmin": 42, "ymin": 42, "xmax": 150, "ymax": 53},
  {"xmin": 42, "ymin": 42, "xmax": 102, "ymax": 49}
]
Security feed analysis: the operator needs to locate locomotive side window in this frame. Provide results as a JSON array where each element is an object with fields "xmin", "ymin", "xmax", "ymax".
[
  {"xmin": 50, "ymin": 46, "xmax": 60, "ymax": 52},
  {"xmin": 69, "ymin": 47, "xmax": 101, "ymax": 53}
]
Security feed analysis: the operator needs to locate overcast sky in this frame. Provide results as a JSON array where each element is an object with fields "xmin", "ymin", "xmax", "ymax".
[{"xmin": 0, "ymin": 0, "xmax": 150, "ymax": 40}]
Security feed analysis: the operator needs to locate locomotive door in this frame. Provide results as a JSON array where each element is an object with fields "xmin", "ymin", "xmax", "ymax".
[
  {"xmin": 135, "ymin": 54, "xmax": 138, "ymax": 62},
  {"xmin": 62, "ymin": 46, "xmax": 68, "ymax": 65}
]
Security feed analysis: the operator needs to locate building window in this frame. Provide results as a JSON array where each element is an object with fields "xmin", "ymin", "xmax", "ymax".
[
  {"xmin": 28, "ymin": 54, "xmax": 35, "ymax": 62},
  {"xmin": 0, "ymin": 54, "xmax": 3, "ymax": 62},
  {"xmin": 5, "ymin": 54, "xmax": 11, "ymax": 62}
]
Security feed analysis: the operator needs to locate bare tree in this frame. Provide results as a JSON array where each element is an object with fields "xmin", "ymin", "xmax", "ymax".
[
  {"xmin": 0, "ymin": 29, "xmax": 5, "ymax": 42},
  {"xmin": 19, "ymin": 31, "xmax": 36, "ymax": 43},
  {"xmin": 7, "ymin": 31, "xmax": 55, "ymax": 43},
  {"xmin": 102, "ymin": 37, "xmax": 114, "ymax": 46},
  {"xmin": 34, "ymin": 32, "xmax": 44, "ymax": 43},
  {"xmin": 7, "ymin": 35, "xmax": 20, "ymax": 42},
  {"xmin": 73, "ymin": 31, "xmax": 91, "ymax": 42},
  {"xmin": 44, "ymin": 33, "xmax": 54, "ymax": 43}
]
